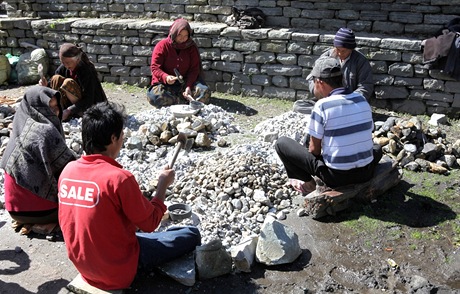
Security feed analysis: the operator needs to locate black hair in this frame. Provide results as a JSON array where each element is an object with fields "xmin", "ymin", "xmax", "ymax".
[
  {"xmin": 318, "ymin": 67, "xmax": 343, "ymax": 89},
  {"xmin": 82, "ymin": 101, "xmax": 126, "ymax": 154}
]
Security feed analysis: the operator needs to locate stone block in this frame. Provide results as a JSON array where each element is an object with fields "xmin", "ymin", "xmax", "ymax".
[
  {"xmin": 67, "ymin": 274, "xmax": 123, "ymax": 294},
  {"xmin": 388, "ymin": 63, "xmax": 414, "ymax": 77},
  {"xmin": 262, "ymin": 87, "xmax": 296, "ymax": 100},
  {"xmin": 445, "ymin": 81, "xmax": 460, "ymax": 93},
  {"xmin": 276, "ymin": 53, "xmax": 297, "ymax": 65},
  {"xmin": 375, "ymin": 85, "xmax": 409, "ymax": 99},
  {"xmin": 423, "ymin": 78, "xmax": 444, "ymax": 91}
]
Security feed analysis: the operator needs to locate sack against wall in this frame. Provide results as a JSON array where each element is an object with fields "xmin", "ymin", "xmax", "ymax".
[
  {"xmin": 0, "ymin": 54, "xmax": 11, "ymax": 85},
  {"xmin": 16, "ymin": 48, "xmax": 49, "ymax": 85}
]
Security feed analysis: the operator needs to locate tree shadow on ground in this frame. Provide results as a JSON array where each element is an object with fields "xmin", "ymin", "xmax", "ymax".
[
  {"xmin": 320, "ymin": 180, "xmax": 457, "ymax": 227},
  {"xmin": 210, "ymin": 97, "xmax": 258, "ymax": 116}
]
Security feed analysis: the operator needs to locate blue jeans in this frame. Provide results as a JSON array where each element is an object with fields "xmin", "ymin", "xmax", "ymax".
[{"xmin": 136, "ymin": 226, "xmax": 201, "ymax": 270}]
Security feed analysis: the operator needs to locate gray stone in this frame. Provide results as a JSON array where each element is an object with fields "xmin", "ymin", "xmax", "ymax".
[
  {"xmin": 230, "ymin": 235, "xmax": 258, "ymax": 273},
  {"xmin": 428, "ymin": 113, "xmax": 447, "ymax": 126},
  {"xmin": 423, "ymin": 79, "xmax": 445, "ymax": 91},
  {"xmin": 245, "ymin": 52, "xmax": 276, "ymax": 64},
  {"xmin": 195, "ymin": 239, "xmax": 232, "ymax": 280},
  {"xmin": 380, "ymin": 38, "xmax": 421, "ymax": 51},
  {"xmin": 157, "ymin": 252, "xmax": 196, "ymax": 286},
  {"xmin": 262, "ymin": 131, "xmax": 278, "ymax": 143},
  {"xmin": 272, "ymin": 75, "xmax": 288, "ymax": 87},
  {"xmin": 388, "ymin": 63, "xmax": 413, "ymax": 77},
  {"xmin": 391, "ymin": 99, "xmax": 426, "ymax": 115},
  {"xmin": 255, "ymin": 217, "xmax": 302, "ymax": 265},
  {"xmin": 375, "ymin": 86, "xmax": 409, "ymax": 99}
]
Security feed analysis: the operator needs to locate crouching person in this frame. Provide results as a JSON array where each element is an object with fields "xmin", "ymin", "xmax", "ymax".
[{"xmin": 58, "ymin": 101, "xmax": 201, "ymax": 291}]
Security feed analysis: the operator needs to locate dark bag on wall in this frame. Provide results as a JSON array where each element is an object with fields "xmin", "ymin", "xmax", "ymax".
[{"xmin": 230, "ymin": 7, "xmax": 266, "ymax": 29}]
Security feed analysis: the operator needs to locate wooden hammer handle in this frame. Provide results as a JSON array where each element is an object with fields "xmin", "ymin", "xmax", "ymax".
[{"xmin": 168, "ymin": 141, "xmax": 183, "ymax": 169}]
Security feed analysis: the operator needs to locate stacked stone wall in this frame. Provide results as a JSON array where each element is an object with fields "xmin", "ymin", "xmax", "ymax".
[
  {"xmin": 0, "ymin": 17, "xmax": 459, "ymax": 116},
  {"xmin": 3, "ymin": 0, "xmax": 460, "ymax": 39}
]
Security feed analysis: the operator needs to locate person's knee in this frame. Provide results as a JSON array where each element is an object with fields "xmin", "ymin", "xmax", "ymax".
[
  {"xmin": 184, "ymin": 226, "xmax": 202, "ymax": 245},
  {"xmin": 275, "ymin": 136, "xmax": 289, "ymax": 153}
]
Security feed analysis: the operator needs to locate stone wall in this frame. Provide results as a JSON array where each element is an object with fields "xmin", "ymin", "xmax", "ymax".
[
  {"xmin": 0, "ymin": 17, "xmax": 459, "ymax": 116},
  {"xmin": 3, "ymin": 0, "xmax": 460, "ymax": 39}
]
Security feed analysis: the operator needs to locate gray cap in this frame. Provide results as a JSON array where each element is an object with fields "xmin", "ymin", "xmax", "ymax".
[{"xmin": 307, "ymin": 56, "xmax": 342, "ymax": 79}]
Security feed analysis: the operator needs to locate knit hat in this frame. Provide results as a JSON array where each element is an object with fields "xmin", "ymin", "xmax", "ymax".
[
  {"xmin": 308, "ymin": 56, "xmax": 342, "ymax": 79},
  {"xmin": 333, "ymin": 28, "xmax": 356, "ymax": 49}
]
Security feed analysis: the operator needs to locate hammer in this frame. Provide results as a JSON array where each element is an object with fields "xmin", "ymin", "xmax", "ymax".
[
  {"xmin": 173, "ymin": 68, "xmax": 184, "ymax": 84},
  {"xmin": 168, "ymin": 132, "xmax": 188, "ymax": 169}
]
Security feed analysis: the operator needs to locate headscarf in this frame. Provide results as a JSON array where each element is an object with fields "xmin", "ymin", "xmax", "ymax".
[
  {"xmin": 59, "ymin": 43, "xmax": 97, "ymax": 72},
  {"xmin": 0, "ymin": 86, "xmax": 76, "ymax": 202},
  {"xmin": 168, "ymin": 18, "xmax": 196, "ymax": 50}
]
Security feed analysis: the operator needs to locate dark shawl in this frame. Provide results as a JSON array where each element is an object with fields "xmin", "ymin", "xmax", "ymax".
[{"xmin": 0, "ymin": 85, "xmax": 76, "ymax": 202}]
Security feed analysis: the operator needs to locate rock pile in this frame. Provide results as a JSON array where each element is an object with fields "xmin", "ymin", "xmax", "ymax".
[
  {"xmin": 0, "ymin": 99, "xmax": 459, "ymax": 285},
  {"xmin": 372, "ymin": 114, "xmax": 460, "ymax": 174}
]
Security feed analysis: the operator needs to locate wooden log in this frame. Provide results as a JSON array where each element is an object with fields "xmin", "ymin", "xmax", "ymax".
[{"xmin": 304, "ymin": 155, "xmax": 403, "ymax": 219}]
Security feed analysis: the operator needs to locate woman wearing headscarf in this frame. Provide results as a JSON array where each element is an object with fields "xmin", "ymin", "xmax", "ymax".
[
  {"xmin": 39, "ymin": 43, "xmax": 107, "ymax": 121},
  {"xmin": 0, "ymin": 85, "xmax": 76, "ymax": 232},
  {"xmin": 147, "ymin": 18, "xmax": 211, "ymax": 108}
]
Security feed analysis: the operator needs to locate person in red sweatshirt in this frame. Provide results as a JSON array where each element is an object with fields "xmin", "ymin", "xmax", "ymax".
[
  {"xmin": 58, "ymin": 101, "xmax": 201, "ymax": 290},
  {"xmin": 147, "ymin": 18, "xmax": 211, "ymax": 108}
]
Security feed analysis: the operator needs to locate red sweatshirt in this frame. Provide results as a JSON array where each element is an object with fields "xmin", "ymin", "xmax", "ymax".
[
  {"xmin": 58, "ymin": 154, "xmax": 166, "ymax": 290},
  {"xmin": 150, "ymin": 38, "xmax": 201, "ymax": 89}
]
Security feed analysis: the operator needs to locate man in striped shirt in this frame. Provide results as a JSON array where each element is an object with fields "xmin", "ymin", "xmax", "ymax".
[{"xmin": 275, "ymin": 56, "xmax": 382, "ymax": 195}]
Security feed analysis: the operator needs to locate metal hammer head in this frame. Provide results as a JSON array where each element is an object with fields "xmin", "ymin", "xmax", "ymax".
[
  {"xmin": 174, "ymin": 68, "xmax": 184, "ymax": 84},
  {"xmin": 176, "ymin": 132, "xmax": 187, "ymax": 146}
]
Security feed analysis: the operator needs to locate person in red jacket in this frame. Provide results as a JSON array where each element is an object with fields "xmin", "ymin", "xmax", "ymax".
[
  {"xmin": 147, "ymin": 18, "xmax": 211, "ymax": 108},
  {"xmin": 58, "ymin": 101, "xmax": 201, "ymax": 291}
]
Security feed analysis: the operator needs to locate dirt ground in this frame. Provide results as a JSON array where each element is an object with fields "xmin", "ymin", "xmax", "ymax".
[{"xmin": 0, "ymin": 84, "xmax": 459, "ymax": 293}]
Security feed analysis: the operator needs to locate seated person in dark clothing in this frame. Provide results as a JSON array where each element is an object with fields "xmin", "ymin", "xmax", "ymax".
[
  {"xmin": 0, "ymin": 85, "xmax": 76, "ymax": 232},
  {"xmin": 39, "ymin": 43, "xmax": 107, "ymax": 121}
]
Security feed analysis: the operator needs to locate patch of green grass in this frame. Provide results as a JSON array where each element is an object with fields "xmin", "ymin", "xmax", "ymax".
[
  {"xmin": 342, "ymin": 215, "xmax": 382, "ymax": 234},
  {"xmin": 210, "ymin": 92, "xmax": 293, "ymax": 130},
  {"xmin": 102, "ymin": 82, "xmax": 146, "ymax": 93},
  {"xmin": 402, "ymin": 170, "xmax": 460, "ymax": 203},
  {"xmin": 409, "ymin": 244, "xmax": 417, "ymax": 250},
  {"xmin": 410, "ymin": 231, "xmax": 423, "ymax": 239}
]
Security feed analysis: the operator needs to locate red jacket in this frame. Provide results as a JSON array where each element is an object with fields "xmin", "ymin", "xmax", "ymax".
[
  {"xmin": 58, "ymin": 154, "xmax": 166, "ymax": 290},
  {"xmin": 150, "ymin": 38, "xmax": 201, "ymax": 89}
]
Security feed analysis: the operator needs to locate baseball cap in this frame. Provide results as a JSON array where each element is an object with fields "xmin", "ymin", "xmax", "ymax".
[{"xmin": 307, "ymin": 56, "xmax": 342, "ymax": 80}]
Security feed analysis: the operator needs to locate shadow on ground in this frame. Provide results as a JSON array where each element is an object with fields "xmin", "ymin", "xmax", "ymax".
[
  {"xmin": 320, "ymin": 180, "xmax": 457, "ymax": 227},
  {"xmin": 210, "ymin": 97, "xmax": 258, "ymax": 116}
]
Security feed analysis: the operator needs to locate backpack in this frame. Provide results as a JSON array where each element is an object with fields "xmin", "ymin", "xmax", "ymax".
[{"xmin": 230, "ymin": 7, "xmax": 266, "ymax": 29}]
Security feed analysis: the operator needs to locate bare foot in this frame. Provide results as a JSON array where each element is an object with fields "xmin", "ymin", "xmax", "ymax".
[{"xmin": 302, "ymin": 180, "xmax": 316, "ymax": 194}]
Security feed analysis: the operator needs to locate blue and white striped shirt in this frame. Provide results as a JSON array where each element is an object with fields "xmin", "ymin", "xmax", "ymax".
[{"xmin": 308, "ymin": 88, "xmax": 374, "ymax": 170}]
